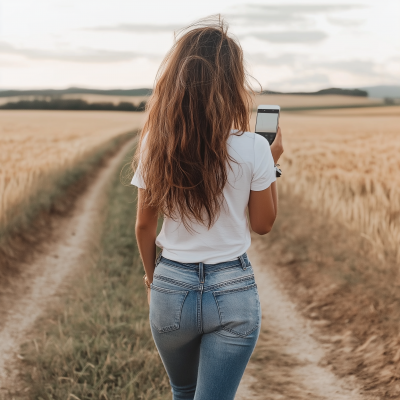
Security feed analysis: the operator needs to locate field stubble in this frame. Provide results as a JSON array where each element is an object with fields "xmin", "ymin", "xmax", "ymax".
[
  {"xmin": 0, "ymin": 110, "xmax": 146, "ymax": 235},
  {"xmin": 1, "ymin": 102, "xmax": 399, "ymax": 398},
  {"xmin": 253, "ymin": 94, "xmax": 383, "ymax": 109},
  {"xmin": 248, "ymin": 106, "xmax": 400, "ymax": 398},
  {"xmin": 251, "ymin": 106, "xmax": 400, "ymax": 262},
  {"xmin": 13, "ymin": 145, "xmax": 170, "ymax": 399}
]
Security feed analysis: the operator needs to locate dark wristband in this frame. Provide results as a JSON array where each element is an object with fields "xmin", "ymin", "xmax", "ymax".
[{"xmin": 275, "ymin": 164, "xmax": 282, "ymax": 178}]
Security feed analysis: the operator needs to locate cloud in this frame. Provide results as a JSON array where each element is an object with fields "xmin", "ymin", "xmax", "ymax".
[
  {"xmin": 327, "ymin": 17, "xmax": 365, "ymax": 27},
  {"xmin": 225, "ymin": 4, "xmax": 363, "ymax": 26},
  {"xmin": 246, "ymin": 54, "xmax": 382, "ymax": 79},
  {"xmin": 0, "ymin": 41, "xmax": 162, "ymax": 63},
  {"xmin": 246, "ymin": 53, "xmax": 297, "ymax": 66},
  {"xmin": 86, "ymin": 23, "xmax": 181, "ymax": 33},
  {"xmin": 269, "ymin": 73, "xmax": 332, "ymax": 91},
  {"xmin": 321, "ymin": 60, "xmax": 379, "ymax": 76},
  {"xmin": 242, "ymin": 30, "xmax": 327, "ymax": 43}
]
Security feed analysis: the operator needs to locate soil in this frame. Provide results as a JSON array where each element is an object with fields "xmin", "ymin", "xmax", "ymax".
[
  {"xmin": 0, "ymin": 137, "xmax": 137, "ymax": 393},
  {"xmin": 249, "ymin": 192, "xmax": 400, "ymax": 400},
  {"xmin": 236, "ymin": 236, "xmax": 374, "ymax": 400}
]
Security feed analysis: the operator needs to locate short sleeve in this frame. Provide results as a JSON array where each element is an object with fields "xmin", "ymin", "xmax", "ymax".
[
  {"xmin": 251, "ymin": 134, "xmax": 276, "ymax": 191},
  {"xmin": 130, "ymin": 133, "xmax": 148, "ymax": 189},
  {"xmin": 131, "ymin": 161, "xmax": 146, "ymax": 189}
]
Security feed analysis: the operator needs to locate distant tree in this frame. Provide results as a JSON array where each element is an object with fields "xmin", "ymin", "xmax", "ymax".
[
  {"xmin": 384, "ymin": 97, "xmax": 395, "ymax": 105},
  {"xmin": 0, "ymin": 98, "xmax": 147, "ymax": 111},
  {"xmin": 0, "ymin": 88, "xmax": 153, "ymax": 98}
]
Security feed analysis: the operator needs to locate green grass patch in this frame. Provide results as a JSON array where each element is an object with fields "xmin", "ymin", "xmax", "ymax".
[
  {"xmin": 18, "ymin": 149, "xmax": 170, "ymax": 399},
  {"xmin": 0, "ymin": 131, "xmax": 135, "ymax": 279},
  {"xmin": 1, "ymin": 132, "xmax": 132, "ymax": 239}
]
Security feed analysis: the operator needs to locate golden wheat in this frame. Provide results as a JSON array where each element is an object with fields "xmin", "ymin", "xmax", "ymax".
[
  {"xmin": 253, "ymin": 94, "xmax": 383, "ymax": 109},
  {"xmin": 0, "ymin": 110, "xmax": 146, "ymax": 232},
  {"xmin": 251, "ymin": 106, "xmax": 400, "ymax": 261},
  {"xmin": 2, "ymin": 105, "xmax": 398, "ymax": 262}
]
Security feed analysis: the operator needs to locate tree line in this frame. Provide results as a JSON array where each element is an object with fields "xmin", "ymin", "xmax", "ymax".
[{"xmin": 0, "ymin": 99, "xmax": 146, "ymax": 111}]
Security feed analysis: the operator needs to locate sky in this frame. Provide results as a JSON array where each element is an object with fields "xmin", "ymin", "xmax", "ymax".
[{"xmin": 0, "ymin": 0, "xmax": 399, "ymax": 91}]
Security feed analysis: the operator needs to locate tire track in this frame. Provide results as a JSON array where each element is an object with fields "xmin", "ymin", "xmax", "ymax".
[
  {"xmin": 236, "ymin": 236, "xmax": 372, "ymax": 400},
  {"xmin": 0, "ymin": 137, "xmax": 137, "ymax": 393}
]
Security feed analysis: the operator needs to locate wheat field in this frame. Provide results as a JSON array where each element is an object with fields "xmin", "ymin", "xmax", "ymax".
[
  {"xmin": 0, "ymin": 110, "xmax": 146, "ymax": 232},
  {"xmin": 250, "ymin": 106, "xmax": 400, "ymax": 261},
  {"xmin": 2, "ymin": 105, "xmax": 398, "ymax": 261},
  {"xmin": 253, "ymin": 94, "xmax": 383, "ymax": 109}
]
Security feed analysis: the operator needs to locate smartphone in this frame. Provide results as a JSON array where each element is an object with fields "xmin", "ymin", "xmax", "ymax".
[{"xmin": 255, "ymin": 105, "xmax": 280, "ymax": 145}]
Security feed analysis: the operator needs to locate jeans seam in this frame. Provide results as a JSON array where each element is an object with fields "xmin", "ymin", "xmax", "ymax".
[
  {"xmin": 150, "ymin": 283, "xmax": 189, "ymax": 294},
  {"xmin": 212, "ymin": 282, "xmax": 257, "ymax": 295},
  {"xmin": 155, "ymin": 252, "xmax": 163, "ymax": 268},
  {"xmin": 153, "ymin": 274, "xmax": 198, "ymax": 290},
  {"xmin": 213, "ymin": 291, "xmax": 223, "ymax": 334},
  {"xmin": 197, "ymin": 291, "xmax": 202, "ymax": 333},
  {"xmin": 158, "ymin": 254, "xmax": 249, "ymax": 272},
  {"xmin": 206, "ymin": 263, "xmax": 242, "ymax": 272},
  {"xmin": 222, "ymin": 324, "xmax": 259, "ymax": 338},
  {"xmin": 206, "ymin": 260, "xmax": 252, "ymax": 273},
  {"xmin": 158, "ymin": 260, "xmax": 198, "ymax": 271},
  {"xmin": 204, "ymin": 275, "xmax": 255, "ymax": 292},
  {"xmin": 239, "ymin": 254, "xmax": 247, "ymax": 270}
]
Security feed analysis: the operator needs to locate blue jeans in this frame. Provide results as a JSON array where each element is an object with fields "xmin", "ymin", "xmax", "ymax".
[{"xmin": 149, "ymin": 252, "xmax": 261, "ymax": 400}]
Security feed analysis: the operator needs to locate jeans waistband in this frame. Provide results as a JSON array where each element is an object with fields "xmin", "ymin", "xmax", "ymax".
[{"xmin": 156, "ymin": 252, "xmax": 251, "ymax": 272}]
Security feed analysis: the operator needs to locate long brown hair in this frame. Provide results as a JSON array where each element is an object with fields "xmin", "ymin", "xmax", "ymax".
[{"xmin": 133, "ymin": 16, "xmax": 253, "ymax": 229}]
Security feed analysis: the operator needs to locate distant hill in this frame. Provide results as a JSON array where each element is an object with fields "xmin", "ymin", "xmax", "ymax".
[
  {"xmin": 262, "ymin": 88, "xmax": 368, "ymax": 97},
  {"xmin": 360, "ymin": 85, "xmax": 400, "ymax": 99},
  {"xmin": 0, "ymin": 87, "xmax": 153, "ymax": 98},
  {"xmin": 6, "ymin": 86, "xmax": 400, "ymax": 98}
]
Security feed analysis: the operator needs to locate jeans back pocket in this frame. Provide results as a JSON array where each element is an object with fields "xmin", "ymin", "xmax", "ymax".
[
  {"xmin": 213, "ymin": 283, "xmax": 260, "ymax": 337},
  {"xmin": 150, "ymin": 285, "xmax": 189, "ymax": 333}
]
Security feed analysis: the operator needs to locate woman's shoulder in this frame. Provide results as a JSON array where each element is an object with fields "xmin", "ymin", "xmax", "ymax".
[
  {"xmin": 229, "ymin": 130, "xmax": 255, "ymax": 143},
  {"xmin": 228, "ymin": 131, "xmax": 258, "ymax": 162},
  {"xmin": 232, "ymin": 131, "xmax": 270, "ymax": 147},
  {"xmin": 229, "ymin": 130, "xmax": 268, "ymax": 149},
  {"xmin": 228, "ymin": 131, "xmax": 271, "ymax": 161}
]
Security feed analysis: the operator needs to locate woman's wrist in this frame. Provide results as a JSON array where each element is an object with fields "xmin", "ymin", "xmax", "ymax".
[{"xmin": 143, "ymin": 274, "xmax": 152, "ymax": 289}]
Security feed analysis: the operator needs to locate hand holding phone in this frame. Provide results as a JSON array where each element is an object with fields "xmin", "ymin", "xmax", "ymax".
[
  {"xmin": 255, "ymin": 105, "xmax": 280, "ymax": 145},
  {"xmin": 255, "ymin": 105, "xmax": 284, "ymax": 176},
  {"xmin": 270, "ymin": 126, "xmax": 284, "ymax": 164}
]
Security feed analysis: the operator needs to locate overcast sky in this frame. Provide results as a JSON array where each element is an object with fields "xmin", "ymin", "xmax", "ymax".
[{"xmin": 0, "ymin": 0, "xmax": 399, "ymax": 91}]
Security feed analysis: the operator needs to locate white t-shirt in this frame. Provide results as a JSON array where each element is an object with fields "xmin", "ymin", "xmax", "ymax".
[{"xmin": 131, "ymin": 131, "xmax": 276, "ymax": 264}]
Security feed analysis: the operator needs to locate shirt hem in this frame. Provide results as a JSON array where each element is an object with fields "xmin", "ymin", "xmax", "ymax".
[
  {"xmin": 160, "ymin": 246, "xmax": 251, "ymax": 265},
  {"xmin": 250, "ymin": 175, "xmax": 277, "ymax": 192}
]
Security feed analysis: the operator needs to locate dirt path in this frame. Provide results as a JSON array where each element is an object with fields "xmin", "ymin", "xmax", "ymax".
[
  {"xmin": 0, "ymin": 136, "xmax": 373, "ymax": 398},
  {"xmin": 236, "ymin": 237, "xmax": 371, "ymax": 400},
  {"xmin": 0, "ymin": 137, "xmax": 137, "ymax": 392}
]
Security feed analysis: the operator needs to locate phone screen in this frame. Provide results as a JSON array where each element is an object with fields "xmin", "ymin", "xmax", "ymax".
[{"xmin": 255, "ymin": 109, "xmax": 279, "ymax": 145}]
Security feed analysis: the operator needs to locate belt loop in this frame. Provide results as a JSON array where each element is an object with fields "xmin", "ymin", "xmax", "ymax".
[
  {"xmin": 199, "ymin": 262, "xmax": 204, "ymax": 283},
  {"xmin": 239, "ymin": 254, "xmax": 247, "ymax": 270},
  {"xmin": 155, "ymin": 251, "xmax": 162, "ymax": 267}
]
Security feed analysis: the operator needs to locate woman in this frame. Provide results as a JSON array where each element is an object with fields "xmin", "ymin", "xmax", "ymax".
[{"xmin": 131, "ymin": 18, "xmax": 283, "ymax": 400}]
